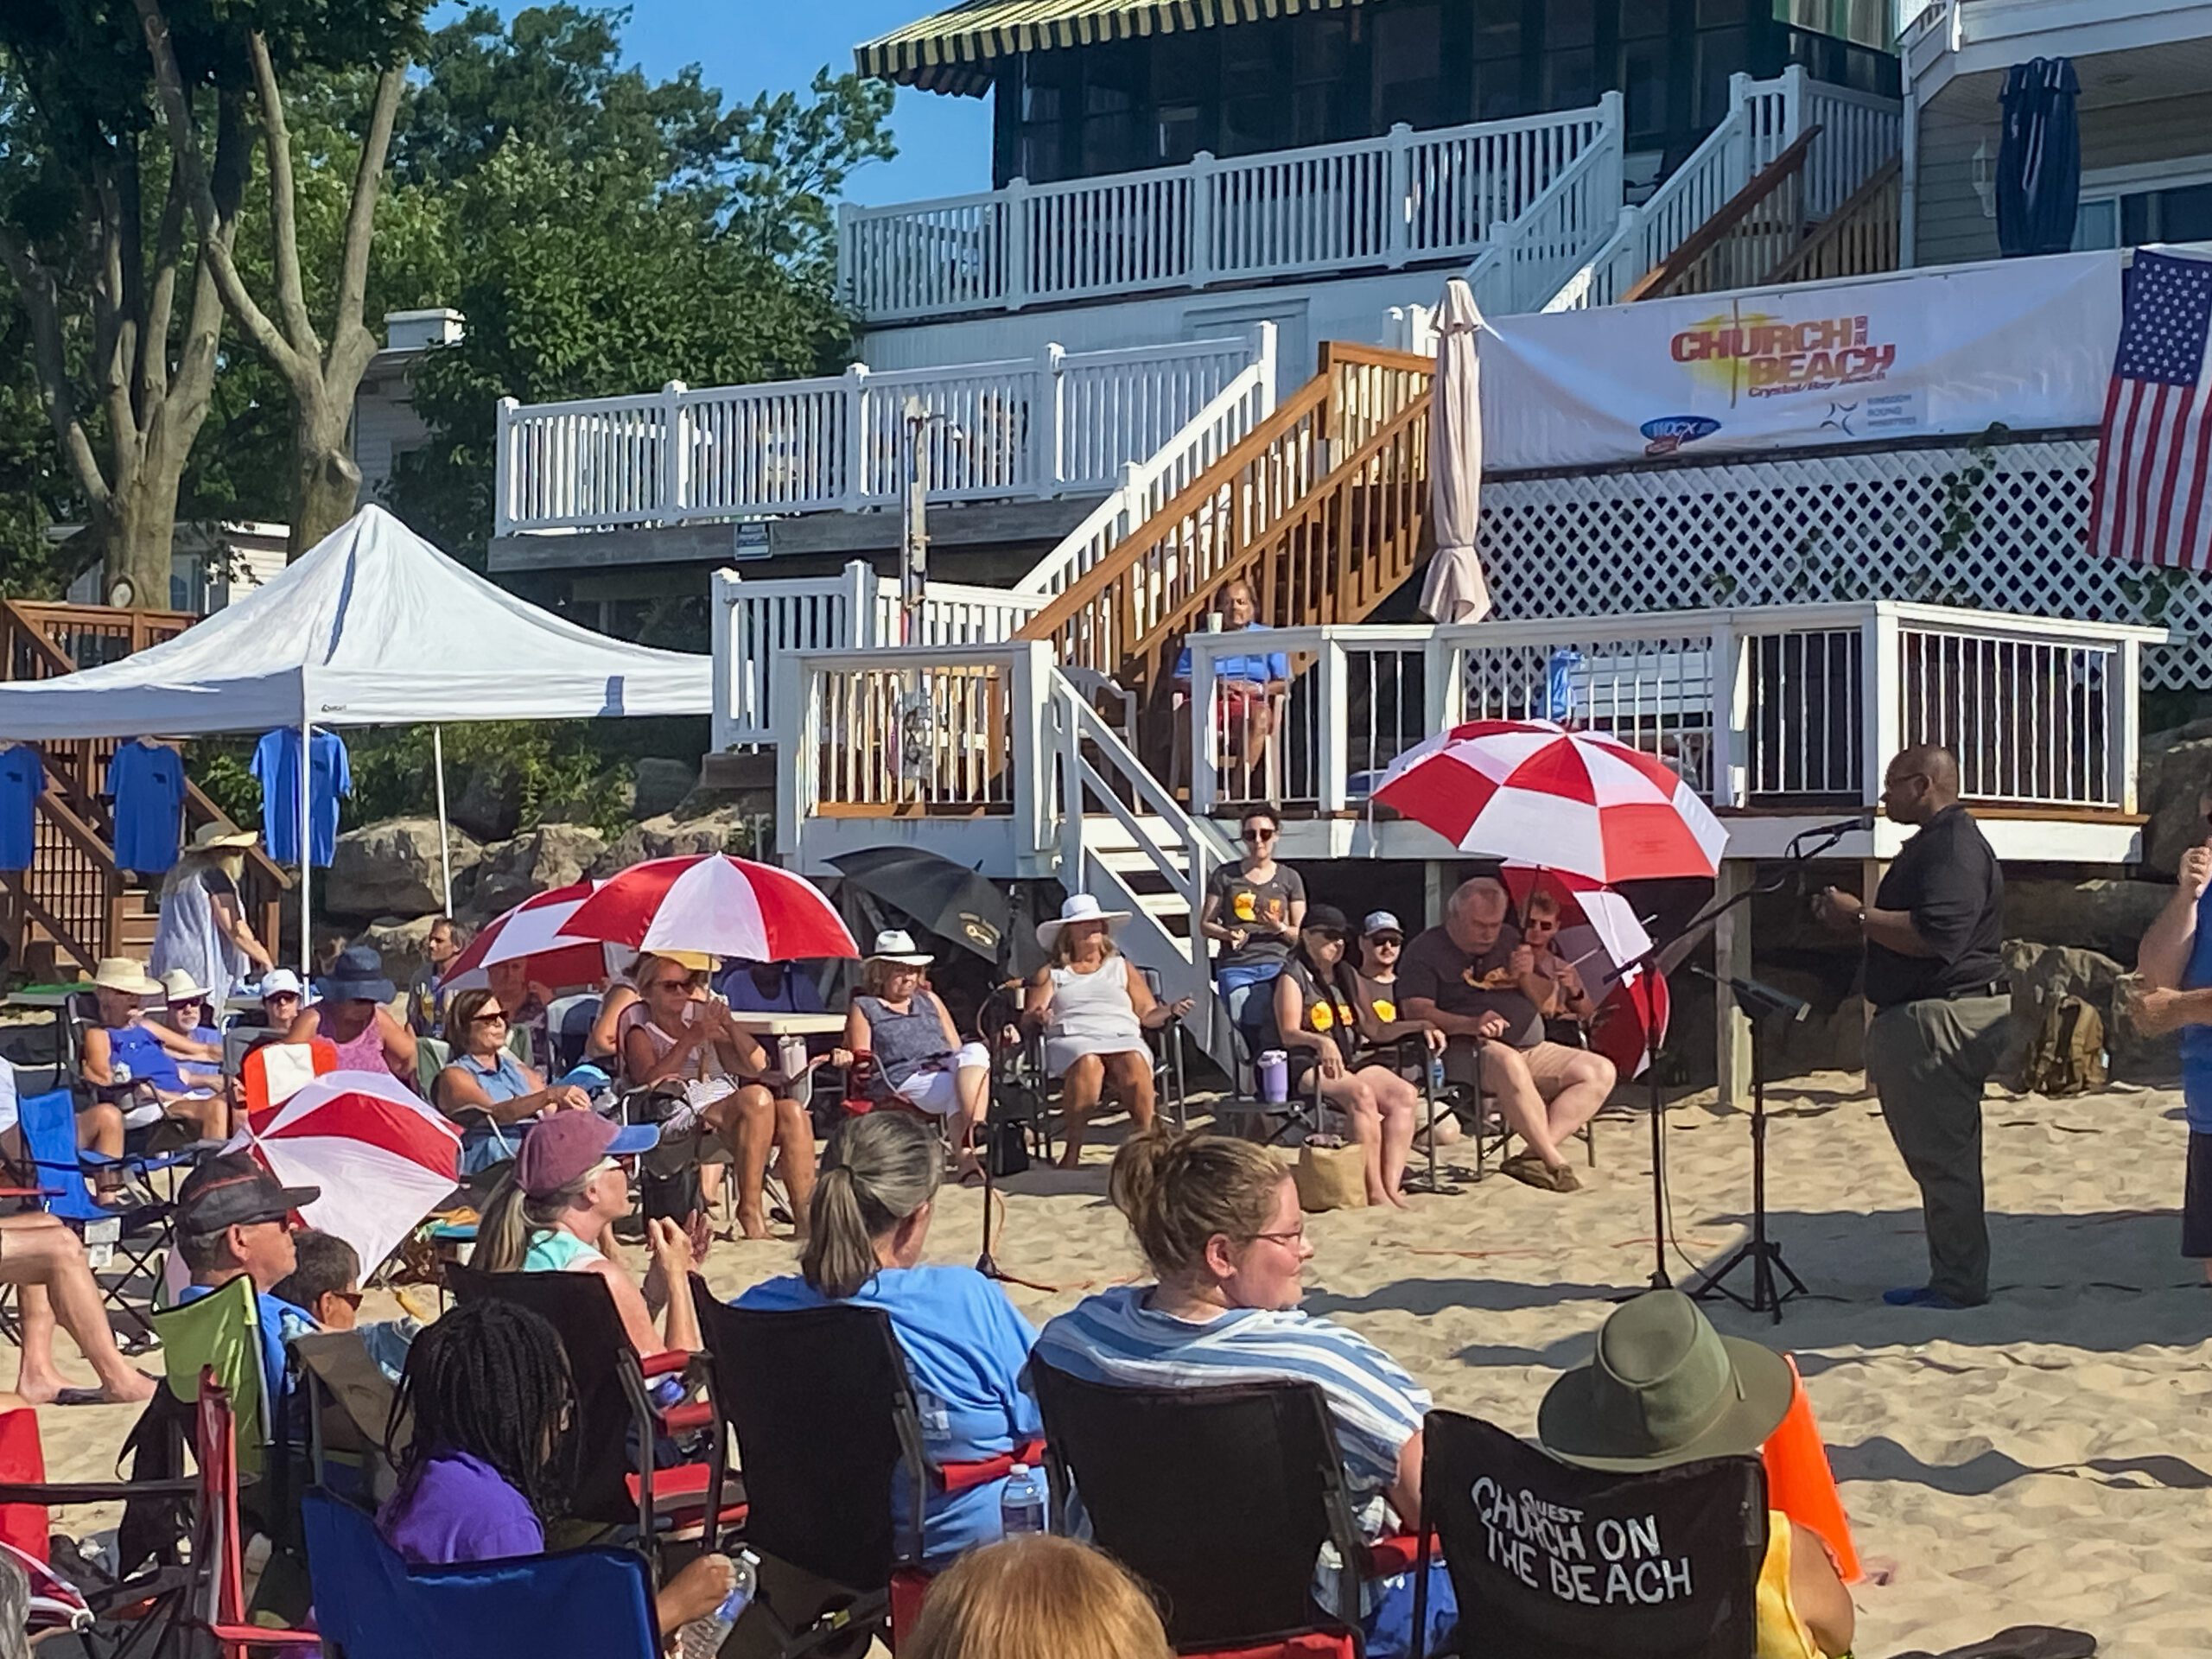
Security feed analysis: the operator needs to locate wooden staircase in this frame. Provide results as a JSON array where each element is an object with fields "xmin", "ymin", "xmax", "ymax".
[{"xmin": 0, "ymin": 601, "xmax": 289, "ymax": 980}]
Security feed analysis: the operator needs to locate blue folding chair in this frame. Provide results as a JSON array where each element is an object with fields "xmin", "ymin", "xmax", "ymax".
[
  {"xmin": 302, "ymin": 1490, "xmax": 659, "ymax": 1659},
  {"xmin": 16, "ymin": 1086, "xmax": 194, "ymax": 1341}
]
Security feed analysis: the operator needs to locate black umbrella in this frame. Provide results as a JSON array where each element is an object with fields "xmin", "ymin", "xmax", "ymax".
[
  {"xmin": 1997, "ymin": 56, "xmax": 2081, "ymax": 258},
  {"xmin": 827, "ymin": 847, "xmax": 1014, "ymax": 968}
]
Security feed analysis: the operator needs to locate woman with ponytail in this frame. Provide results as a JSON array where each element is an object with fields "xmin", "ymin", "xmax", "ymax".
[
  {"xmin": 1033, "ymin": 1128, "xmax": 1457, "ymax": 1659},
  {"xmin": 735, "ymin": 1112, "xmax": 1041, "ymax": 1563}
]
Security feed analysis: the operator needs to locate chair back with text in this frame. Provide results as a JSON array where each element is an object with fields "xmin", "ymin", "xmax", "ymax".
[
  {"xmin": 692, "ymin": 1290, "xmax": 919, "ymax": 1593},
  {"xmin": 1418, "ymin": 1411, "xmax": 1765, "ymax": 1659},
  {"xmin": 303, "ymin": 1490, "xmax": 658, "ymax": 1659},
  {"xmin": 444, "ymin": 1264, "xmax": 632, "ymax": 1528},
  {"xmin": 1027, "ymin": 1357, "xmax": 1363, "ymax": 1651}
]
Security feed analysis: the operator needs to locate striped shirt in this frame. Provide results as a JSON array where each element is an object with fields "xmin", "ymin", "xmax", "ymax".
[{"xmin": 1033, "ymin": 1284, "xmax": 1429, "ymax": 1539}]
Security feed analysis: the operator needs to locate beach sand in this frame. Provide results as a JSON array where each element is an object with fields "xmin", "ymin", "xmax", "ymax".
[{"xmin": 22, "ymin": 1073, "xmax": 2212, "ymax": 1656}]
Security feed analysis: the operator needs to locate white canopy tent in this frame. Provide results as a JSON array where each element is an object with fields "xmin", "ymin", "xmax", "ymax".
[{"xmin": 0, "ymin": 505, "xmax": 713, "ymax": 973}]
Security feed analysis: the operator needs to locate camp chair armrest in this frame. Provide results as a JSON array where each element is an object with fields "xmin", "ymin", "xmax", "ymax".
[
  {"xmin": 0, "ymin": 1478, "xmax": 198, "ymax": 1503},
  {"xmin": 205, "ymin": 1625, "xmax": 323, "ymax": 1648},
  {"xmin": 0, "ymin": 1185, "xmax": 58, "ymax": 1198},
  {"xmin": 931, "ymin": 1437, "xmax": 1047, "ymax": 1494},
  {"xmin": 661, "ymin": 1400, "xmax": 716, "ymax": 1434},
  {"xmin": 639, "ymin": 1349, "xmax": 690, "ymax": 1380},
  {"xmin": 1363, "ymin": 1533, "xmax": 1427, "ymax": 1579}
]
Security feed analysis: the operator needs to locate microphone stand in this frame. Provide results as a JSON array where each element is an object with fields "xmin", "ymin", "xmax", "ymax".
[
  {"xmin": 1618, "ymin": 817, "xmax": 1865, "ymax": 1294},
  {"xmin": 1686, "ymin": 964, "xmax": 1810, "ymax": 1322}
]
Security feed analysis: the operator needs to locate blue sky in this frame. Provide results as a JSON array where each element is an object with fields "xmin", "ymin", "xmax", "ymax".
[{"xmin": 439, "ymin": 1, "xmax": 993, "ymax": 205}]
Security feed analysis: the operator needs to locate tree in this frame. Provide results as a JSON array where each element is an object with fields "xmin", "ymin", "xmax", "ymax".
[
  {"xmin": 0, "ymin": 7, "xmax": 249, "ymax": 604},
  {"xmin": 135, "ymin": 0, "xmax": 427, "ymax": 554}
]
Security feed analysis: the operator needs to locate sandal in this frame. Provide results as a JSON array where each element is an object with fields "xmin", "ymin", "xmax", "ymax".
[{"xmin": 1500, "ymin": 1154, "xmax": 1557, "ymax": 1192}]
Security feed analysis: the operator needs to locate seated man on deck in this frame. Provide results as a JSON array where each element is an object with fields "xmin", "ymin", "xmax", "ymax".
[{"xmin": 1398, "ymin": 878, "xmax": 1613, "ymax": 1195}]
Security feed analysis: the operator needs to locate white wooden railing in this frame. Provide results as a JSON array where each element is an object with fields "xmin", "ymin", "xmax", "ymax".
[
  {"xmin": 496, "ymin": 334, "xmax": 1265, "ymax": 535},
  {"xmin": 711, "ymin": 562, "xmax": 1047, "ymax": 750},
  {"xmin": 1184, "ymin": 605, "xmax": 2163, "ymax": 817},
  {"xmin": 837, "ymin": 102, "xmax": 1619, "ymax": 323}
]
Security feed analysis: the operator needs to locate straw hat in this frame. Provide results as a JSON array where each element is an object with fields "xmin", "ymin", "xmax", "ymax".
[
  {"xmin": 866, "ymin": 929, "xmax": 934, "ymax": 967},
  {"xmin": 1536, "ymin": 1289, "xmax": 1793, "ymax": 1473},
  {"xmin": 186, "ymin": 822, "xmax": 258, "ymax": 853},
  {"xmin": 91, "ymin": 958, "xmax": 163, "ymax": 997},
  {"xmin": 1035, "ymin": 893, "xmax": 1131, "ymax": 951},
  {"xmin": 159, "ymin": 969, "xmax": 213, "ymax": 1005}
]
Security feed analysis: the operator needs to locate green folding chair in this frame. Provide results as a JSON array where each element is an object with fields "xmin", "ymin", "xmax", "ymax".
[{"xmin": 150, "ymin": 1279, "xmax": 267, "ymax": 1479}]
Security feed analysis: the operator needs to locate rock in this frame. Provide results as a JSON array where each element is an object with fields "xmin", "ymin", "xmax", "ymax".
[
  {"xmin": 463, "ymin": 824, "xmax": 610, "ymax": 923},
  {"xmin": 2002, "ymin": 877, "xmax": 2171, "ymax": 963},
  {"xmin": 355, "ymin": 914, "xmax": 441, "ymax": 995},
  {"xmin": 2141, "ymin": 732, "xmax": 2212, "ymax": 876},
  {"xmin": 324, "ymin": 818, "xmax": 483, "ymax": 921},
  {"xmin": 449, "ymin": 766, "xmax": 523, "ymax": 842},
  {"xmin": 1999, "ymin": 939, "xmax": 2157, "ymax": 1079},
  {"xmin": 589, "ymin": 805, "xmax": 757, "ymax": 875},
  {"xmin": 631, "ymin": 758, "xmax": 697, "ymax": 820}
]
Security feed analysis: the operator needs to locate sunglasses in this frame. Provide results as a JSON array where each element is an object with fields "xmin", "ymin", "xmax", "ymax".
[
  {"xmin": 1307, "ymin": 929, "xmax": 1346, "ymax": 944},
  {"xmin": 329, "ymin": 1287, "xmax": 365, "ymax": 1310},
  {"xmin": 1242, "ymin": 827, "xmax": 1276, "ymax": 842},
  {"xmin": 648, "ymin": 976, "xmax": 698, "ymax": 993},
  {"xmin": 471, "ymin": 1009, "xmax": 510, "ymax": 1027}
]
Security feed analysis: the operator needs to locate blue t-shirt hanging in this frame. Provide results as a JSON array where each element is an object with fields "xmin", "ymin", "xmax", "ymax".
[
  {"xmin": 252, "ymin": 729, "xmax": 352, "ymax": 867},
  {"xmin": 106, "ymin": 741, "xmax": 186, "ymax": 874},
  {"xmin": 0, "ymin": 746, "xmax": 43, "ymax": 873}
]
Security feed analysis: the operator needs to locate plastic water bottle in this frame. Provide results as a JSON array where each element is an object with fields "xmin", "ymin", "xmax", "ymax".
[
  {"xmin": 650, "ymin": 1375, "xmax": 688, "ymax": 1411},
  {"xmin": 112, "ymin": 1061, "xmax": 131, "ymax": 1087},
  {"xmin": 678, "ymin": 1547, "xmax": 758, "ymax": 1659},
  {"xmin": 1427, "ymin": 1053, "xmax": 1447, "ymax": 1097},
  {"xmin": 1000, "ymin": 1462, "xmax": 1046, "ymax": 1537}
]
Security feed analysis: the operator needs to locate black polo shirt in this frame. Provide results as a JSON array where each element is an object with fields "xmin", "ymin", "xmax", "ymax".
[{"xmin": 1864, "ymin": 803, "xmax": 2005, "ymax": 1011}]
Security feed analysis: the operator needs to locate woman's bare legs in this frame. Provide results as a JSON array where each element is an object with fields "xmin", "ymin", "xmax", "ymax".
[
  {"xmin": 1367, "ymin": 1067, "xmax": 1420, "ymax": 1206},
  {"xmin": 6, "ymin": 1218, "xmax": 155, "ymax": 1404},
  {"xmin": 947, "ymin": 1065, "xmax": 989, "ymax": 1179},
  {"xmin": 771, "ymin": 1096, "xmax": 817, "ymax": 1240},
  {"xmin": 1101, "ymin": 1050, "xmax": 1157, "ymax": 1137},
  {"xmin": 713, "ymin": 1087, "xmax": 779, "ymax": 1241},
  {"xmin": 1055, "ymin": 1056, "xmax": 1104, "ymax": 1171}
]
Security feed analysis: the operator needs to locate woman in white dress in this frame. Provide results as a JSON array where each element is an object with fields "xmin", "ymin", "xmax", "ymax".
[
  {"xmin": 150, "ymin": 823, "xmax": 273, "ymax": 1017},
  {"xmin": 1020, "ymin": 896, "xmax": 1191, "ymax": 1170}
]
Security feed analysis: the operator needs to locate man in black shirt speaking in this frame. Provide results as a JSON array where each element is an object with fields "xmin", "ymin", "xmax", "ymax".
[{"xmin": 1815, "ymin": 744, "xmax": 2011, "ymax": 1309}]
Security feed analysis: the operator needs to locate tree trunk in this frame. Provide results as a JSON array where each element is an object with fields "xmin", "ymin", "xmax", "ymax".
[
  {"xmin": 100, "ymin": 464, "xmax": 183, "ymax": 611},
  {"xmin": 289, "ymin": 396, "xmax": 361, "ymax": 555}
]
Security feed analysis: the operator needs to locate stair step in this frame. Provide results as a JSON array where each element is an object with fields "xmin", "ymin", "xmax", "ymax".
[{"xmin": 1134, "ymin": 893, "xmax": 1191, "ymax": 920}]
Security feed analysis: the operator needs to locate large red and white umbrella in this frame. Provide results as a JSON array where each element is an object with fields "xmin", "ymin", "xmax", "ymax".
[
  {"xmin": 559, "ymin": 855, "xmax": 858, "ymax": 963},
  {"xmin": 1501, "ymin": 865, "xmax": 1654, "ymax": 1000},
  {"xmin": 440, "ymin": 880, "xmax": 617, "ymax": 992},
  {"xmin": 1375, "ymin": 718, "xmax": 1726, "ymax": 883},
  {"xmin": 240, "ymin": 1071, "xmax": 462, "ymax": 1274},
  {"xmin": 1589, "ymin": 964, "xmax": 1671, "ymax": 1080}
]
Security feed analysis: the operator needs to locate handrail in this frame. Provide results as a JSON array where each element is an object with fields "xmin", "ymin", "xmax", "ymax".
[
  {"xmin": 1764, "ymin": 155, "xmax": 1903, "ymax": 288},
  {"xmin": 1623, "ymin": 124, "xmax": 1821, "ymax": 302}
]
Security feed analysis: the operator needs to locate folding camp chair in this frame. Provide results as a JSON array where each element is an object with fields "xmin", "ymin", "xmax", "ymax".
[
  {"xmin": 1409, "ymin": 1412, "xmax": 1766, "ymax": 1659},
  {"xmin": 289, "ymin": 1327, "xmax": 404, "ymax": 1510},
  {"xmin": 15, "ymin": 1085, "xmax": 191, "ymax": 1343},
  {"xmin": 690, "ymin": 1286, "xmax": 1044, "ymax": 1657},
  {"xmin": 188, "ymin": 1371, "xmax": 322, "ymax": 1657},
  {"xmin": 1029, "ymin": 1357, "xmax": 1425, "ymax": 1659},
  {"xmin": 444, "ymin": 1263, "xmax": 740, "ymax": 1548},
  {"xmin": 303, "ymin": 1489, "xmax": 660, "ymax": 1659}
]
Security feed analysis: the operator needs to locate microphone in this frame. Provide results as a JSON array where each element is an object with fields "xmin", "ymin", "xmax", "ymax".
[{"xmin": 1796, "ymin": 814, "xmax": 1875, "ymax": 840}]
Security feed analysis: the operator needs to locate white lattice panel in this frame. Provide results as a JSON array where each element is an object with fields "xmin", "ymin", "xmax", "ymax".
[{"xmin": 1479, "ymin": 435, "xmax": 2209, "ymax": 691}]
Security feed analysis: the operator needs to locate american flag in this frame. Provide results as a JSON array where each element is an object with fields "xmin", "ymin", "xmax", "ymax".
[{"xmin": 2090, "ymin": 249, "xmax": 2212, "ymax": 569}]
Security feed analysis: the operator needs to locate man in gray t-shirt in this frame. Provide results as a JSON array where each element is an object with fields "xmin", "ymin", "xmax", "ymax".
[{"xmin": 1398, "ymin": 876, "xmax": 1616, "ymax": 1193}]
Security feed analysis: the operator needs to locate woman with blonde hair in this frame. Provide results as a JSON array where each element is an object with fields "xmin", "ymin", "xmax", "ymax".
[
  {"xmin": 735, "ymin": 1111, "xmax": 1040, "ymax": 1563},
  {"xmin": 1019, "ymin": 895, "xmax": 1191, "ymax": 1169},
  {"xmin": 151, "ymin": 823, "xmax": 272, "ymax": 1018},
  {"xmin": 1033, "ymin": 1128, "xmax": 1456, "ymax": 1659},
  {"xmin": 906, "ymin": 1535, "xmax": 1172, "ymax": 1659},
  {"xmin": 844, "ymin": 931, "xmax": 991, "ymax": 1179}
]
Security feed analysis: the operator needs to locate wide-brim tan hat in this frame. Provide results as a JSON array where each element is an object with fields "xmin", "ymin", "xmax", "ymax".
[
  {"xmin": 91, "ymin": 957, "xmax": 164, "ymax": 998},
  {"xmin": 188, "ymin": 822, "xmax": 259, "ymax": 852},
  {"xmin": 159, "ymin": 969, "xmax": 213, "ymax": 1004},
  {"xmin": 1036, "ymin": 893, "xmax": 1133, "ymax": 950},
  {"xmin": 1536, "ymin": 1288, "xmax": 1795, "ymax": 1473}
]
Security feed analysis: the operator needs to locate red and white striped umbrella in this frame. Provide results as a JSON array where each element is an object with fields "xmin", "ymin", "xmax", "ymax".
[
  {"xmin": 1590, "ymin": 964, "xmax": 1671, "ymax": 1081},
  {"xmin": 241, "ymin": 1071, "xmax": 462, "ymax": 1275},
  {"xmin": 440, "ymin": 880, "xmax": 617, "ymax": 992},
  {"xmin": 1376, "ymin": 718, "xmax": 1726, "ymax": 884},
  {"xmin": 559, "ymin": 855, "xmax": 858, "ymax": 963},
  {"xmin": 1501, "ymin": 865, "xmax": 1654, "ymax": 998}
]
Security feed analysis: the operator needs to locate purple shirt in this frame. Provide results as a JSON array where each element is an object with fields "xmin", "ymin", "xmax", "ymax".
[{"xmin": 377, "ymin": 1451, "xmax": 544, "ymax": 1565}]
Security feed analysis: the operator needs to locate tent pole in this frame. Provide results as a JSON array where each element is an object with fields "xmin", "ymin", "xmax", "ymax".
[
  {"xmin": 432, "ymin": 725, "xmax": 453, "ymax": 915},
  {"xmin": 298, "ymin": 703, "xmax": 313, "ymax": 979}
]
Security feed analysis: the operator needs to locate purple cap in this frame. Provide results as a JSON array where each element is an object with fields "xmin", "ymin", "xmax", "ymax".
[{"xmin": 514, "ymin": 1112, "xmax": 659, "ymax": 1198}]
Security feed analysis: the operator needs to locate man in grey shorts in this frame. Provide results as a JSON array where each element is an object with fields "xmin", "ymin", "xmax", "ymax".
[
  {"xmin": 1816, "ymin": 744, "xmax": 2010, "ymax": 1310},
  {"xmin": 1400, "ymin": 877, "xmax": 1616, "ymax": 1192}
]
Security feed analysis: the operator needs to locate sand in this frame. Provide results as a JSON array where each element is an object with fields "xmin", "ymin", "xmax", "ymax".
[{"xmin": 22, "ymin": 1073, "xmax": 2212, "ymax": 1656}]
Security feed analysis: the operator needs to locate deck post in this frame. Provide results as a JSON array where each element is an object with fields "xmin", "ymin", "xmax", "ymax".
[
  {"xmin": 1425, "ymin": 861, "xmax": 1451, "ymax": 929},
  {"xmin": 1713, "ymin": 858, "xmax": 1754, "ymax": 1110}
]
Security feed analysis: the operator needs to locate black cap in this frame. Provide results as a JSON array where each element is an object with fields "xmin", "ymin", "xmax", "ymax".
[
  {"xmin": 176, "ymin": 1153, "xmax": 319, "ymax": 1235},
  {"xmin": 1302, "ymin": 903, "xmax": 1351, "ymax": 937}
]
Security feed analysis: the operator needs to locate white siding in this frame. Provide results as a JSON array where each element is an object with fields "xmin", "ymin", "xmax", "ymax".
[{"xmin": 353, "ymin": 356, "xmax": 432, "ymax": 505}]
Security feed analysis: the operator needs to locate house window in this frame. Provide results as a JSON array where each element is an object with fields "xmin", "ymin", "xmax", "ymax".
[
  {"xmin": 1618, "ymin": 1, "xmax": 1669, "ymax": 145},
  {"xmin": 1293, "ymin": 15, "xmax": 1356, "ymax": 145},
  {"xmin": 1471, "ymin": 0, "xmax": 1526, "ymax": 121},
  {"xmin": 1220, "ymin": 24, "xmax": 1288, "ymax": 156},
  {"xmin": 2075, "ymin": 162, "xmax": 2212, "ymax": 250},
  {"xmin": 1374, "ymin": 2, "xmax": 1444, "ymax": 130},
  {"xmin": 1541, "ymin": 0, "xmax": 1599, "ymax": 112}
]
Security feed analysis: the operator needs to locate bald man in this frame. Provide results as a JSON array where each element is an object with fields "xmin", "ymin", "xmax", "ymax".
[{"xmin": 1815, "ymin": 745, "xmax": 2010, "ymax": 1309}]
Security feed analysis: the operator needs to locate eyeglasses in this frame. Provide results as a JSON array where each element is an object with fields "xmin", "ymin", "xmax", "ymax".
[
  {"xmin": 1245, "ymin": 1225, "xmax": 1307, "ymax": 1248},
  {"xmin": 1242, "ymin": 827, "xmax": 1275, "ymax": 842}
]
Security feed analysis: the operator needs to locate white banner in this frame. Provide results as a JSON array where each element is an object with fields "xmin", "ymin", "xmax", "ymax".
[{"xmin": 1478, "ymin": 251, "xmax": 2123, "ymax": 471}]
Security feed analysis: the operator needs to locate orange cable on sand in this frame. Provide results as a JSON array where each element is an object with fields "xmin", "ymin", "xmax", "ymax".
[{"xmin": 1762, "ymin": 1354, "xmax": 1862, "ymax": 1584}]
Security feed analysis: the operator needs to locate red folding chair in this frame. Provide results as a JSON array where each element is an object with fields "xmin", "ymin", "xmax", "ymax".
[{"xmin": 190, "ymin": 1370, "xmax": 321, "ymax": 1656}]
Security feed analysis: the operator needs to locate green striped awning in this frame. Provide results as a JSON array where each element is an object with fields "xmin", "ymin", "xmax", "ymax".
[{"xmin": 856, "ymin": 0, "xmax": 1373, "ymax": 98}]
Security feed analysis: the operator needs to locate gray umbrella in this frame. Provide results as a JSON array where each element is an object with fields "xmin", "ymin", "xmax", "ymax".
[{"xmin": 1997, "ymin": 56, "xmax": 2081, "ymax": 258}]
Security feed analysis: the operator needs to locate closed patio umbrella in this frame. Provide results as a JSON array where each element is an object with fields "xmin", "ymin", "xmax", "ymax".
[
  {"xmin": 1997, "ymin": 57, "xmax": 2081, "ymax": 258},
  {"xmin": 1417, "ymin": 278, "xmax": 1492, "ymax": 626}
]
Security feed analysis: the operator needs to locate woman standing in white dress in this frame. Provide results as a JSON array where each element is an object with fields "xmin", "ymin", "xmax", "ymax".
[{"xmin": 1020, "ymin": 896, "xmax": 1191, "ymax": 1169}]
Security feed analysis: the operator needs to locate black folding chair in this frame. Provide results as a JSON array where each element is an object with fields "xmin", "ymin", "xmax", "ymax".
[
  {"xmin": 689, "ymin": 1283, "xmax": 1043, "ymax": 1658},
  {"xmin": 1410, "ymin": 1411, "xmax": 1766, "ymax": 1658},
  {"xmin": 444, "ymin": 1264, "xmax": 738, "ymax": 1551},
  {"xmin": 1029, "ymin": 1356, "xmax": 1422, "ymax": 1658}
]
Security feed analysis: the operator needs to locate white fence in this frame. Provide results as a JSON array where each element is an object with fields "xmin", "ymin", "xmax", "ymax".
[
  {"xmin": 838, "ymin": 102, "xmax": 1619, "ymax": 323},
  {"xmin": 1182, "ymin": 605, "xmax": 2162, "ymax": 818},
  {"xmin": 496, "ymin": 334, "xmax": 1265, "ymax": 535},
  {"xmin": 711, "ymin": 562, "xmax": 1047, "ymax": 750}
]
